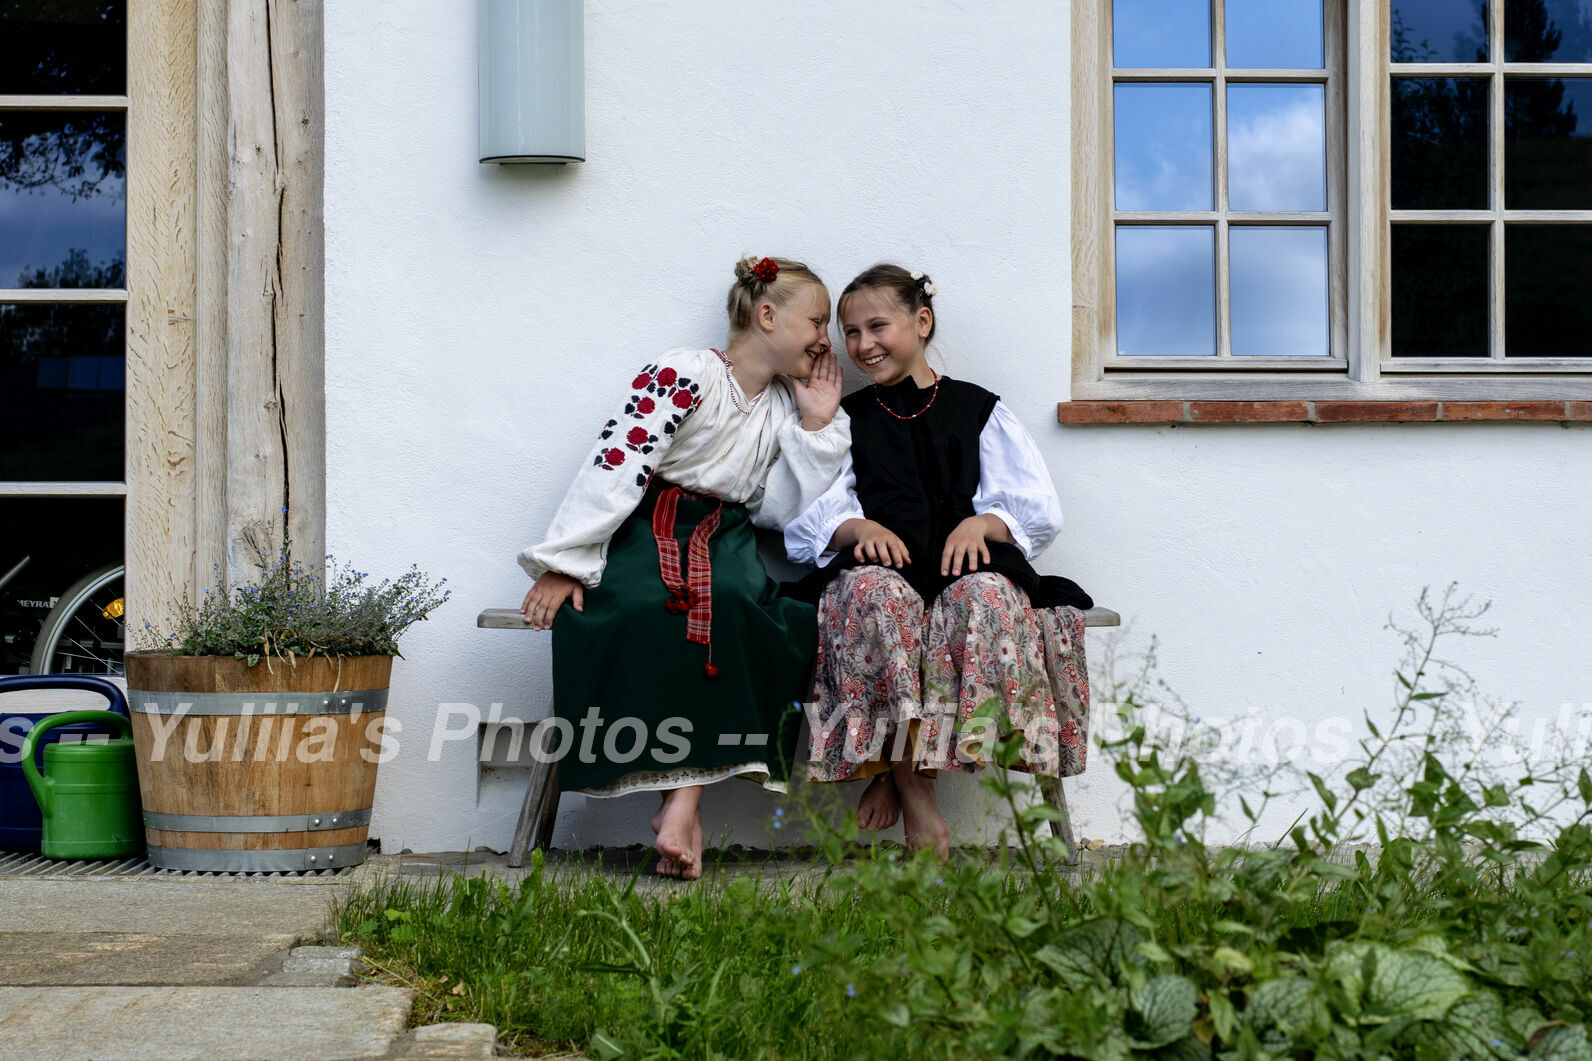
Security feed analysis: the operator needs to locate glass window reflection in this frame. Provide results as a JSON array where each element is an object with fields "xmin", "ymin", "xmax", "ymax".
[
  {"xmin": 1506, "ymin": 0, "xmax": 1592, "ymax": 62},
  {"xmin": 1505, "ymin": 78, "xmax": 1592, "ymax": 209},
  {"xmin": 1391, "ymin": 0, "xmax": 1487, "ymax": 62},
  {"xmin": 0, "ymin": 2, "xmax": 125, "ymax": 95},
  {"xmin": 1114, "ymin": 84, "xmax": 1213, "ymax": 211},
  {"xmin": 1225, "ymin": 0, "xmax": 1324, "ymax": 68},
  {"xmin": 1391, "ymin": 78, "xmax": 1489, "ymax": 209},
  {"xmin": 1228, "ymin": 84, "xmax": 1327, "ymax": 211},
  {"xmin": 1114, "ymin": 0, "xmax": 1211, "ymax": 67},
  {"xmin": 0, "ymin": 303, "xmax": 126, "ymax": 481},
  {"xmin": 1115, "ymin": 226, "xmax": 1217, "ymax": 357},
  {"xmin": 1391, "ymin": 226, "xmax": 1490, "ymax": 356},
  {"xmin": 1506, "ymin": 226, "xmax": 1592, "ymax": 356},
  {"xmin": 0, "ymin": 112, "xmax": 125, "ymax": 289},
  {"xmin": 1229, "ymin": 227, "xmax": 1329, "ymax": 356}
]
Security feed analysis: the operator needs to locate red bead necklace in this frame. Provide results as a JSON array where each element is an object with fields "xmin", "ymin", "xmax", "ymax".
[{"xmin": 872, "ymin": 370, "xmax": 941, "ymax": 421}]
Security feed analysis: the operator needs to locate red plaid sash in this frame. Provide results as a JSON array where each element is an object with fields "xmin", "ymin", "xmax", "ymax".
[{"xmin": 651, "ymin": 486, "xmax": 724, "ymax": 668}]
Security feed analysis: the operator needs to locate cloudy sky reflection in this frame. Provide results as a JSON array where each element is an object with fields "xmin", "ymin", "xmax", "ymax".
[
  {"xmin": 1228, "ymin": 84, "xmax": 1327, "ymax": 211},
  {"xmin": 1116, "ymin": 226, "xmax": 1216, "ymax": 357},
  {"xmin": 1230, "ymin": 227, "xmax": 1330, "ymax": 356}
]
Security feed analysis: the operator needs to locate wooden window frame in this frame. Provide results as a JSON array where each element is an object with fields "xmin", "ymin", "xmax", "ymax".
[{"xmin": 1071, "ymin": 0, "xmax": 1592, "ymax": 401}]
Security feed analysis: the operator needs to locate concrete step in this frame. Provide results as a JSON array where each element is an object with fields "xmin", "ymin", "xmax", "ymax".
[{"xmin": 0, "ymin": 985, "xmax": 415, "ymax": 1061}]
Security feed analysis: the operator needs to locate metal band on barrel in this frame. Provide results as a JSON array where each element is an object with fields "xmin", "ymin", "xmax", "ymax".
[
  {"xmin": 126, "ymin": 689, "xmax": 389, "ymax": 716},
  {"xmin": 142, "ymin": 807, "xmax": 373, "ymax": 833},
  {"xmin": 144, "ymin": 843, "xmax": 368, "ymax": 873}
]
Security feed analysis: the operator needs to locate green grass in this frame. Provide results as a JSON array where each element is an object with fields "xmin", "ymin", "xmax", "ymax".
[{"xmin": 333, "ymin": 589, "xmax": 1592, "ymax": 1059}]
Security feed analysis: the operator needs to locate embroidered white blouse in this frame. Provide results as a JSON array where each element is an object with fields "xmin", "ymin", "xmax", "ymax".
[
  {"xmin": 519, "ymin": 348, "xmax": 851, "ymax": 586},
  {"xmin": 782, "ymin": 399, "xmax": 1064, "ymax": 566}
]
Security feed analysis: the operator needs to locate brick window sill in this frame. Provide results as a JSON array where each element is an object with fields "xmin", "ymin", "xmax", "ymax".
[{"xmin": 1057, "ymin": 401, "xmax": 1592, "ymax": 425}]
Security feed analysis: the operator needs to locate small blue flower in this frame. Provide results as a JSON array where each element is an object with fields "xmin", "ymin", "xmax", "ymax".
[
  {"xmin": 1492, "ymin": 1041, "xmax": 1504, "ymax": 1048},
  {"xmin": 935, "ymin": 877, "xmax": 944, "ymax": 886},
  {"xmin": 846, "ymin": 983, "xmax": 856, "ymax": 998},
  {"xmin": 774, "ymin": 807, "xmax": 784, "ymax": 818},
  {"xmin": 791, "ymin": 965, "xmax": 801, "ymax": 975},
  {"xmin": 773, "ymin": 820, "xmax": 784, "ymax": 830}
]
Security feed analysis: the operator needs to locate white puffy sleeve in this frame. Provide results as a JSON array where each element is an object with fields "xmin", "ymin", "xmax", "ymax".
[
  {"xmin": 973, "ymin": 400, "xmax": 1064, "ymax": 560},
  {"xmin": 516, "ymin": 359, "xmax": 702, "ymax": 586},
  {"xmin": 746, "ymin": 406, "xmax": 851, "ymax": 530},
  {"xmin": 782, "ymin": 451, "xmax": 865, "ymax": 566}
]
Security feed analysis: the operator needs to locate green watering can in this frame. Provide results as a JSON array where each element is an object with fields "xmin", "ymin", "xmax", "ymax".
[{"xmin": 21, "ymin": 710, "xmax": 144, "ymax": 859}]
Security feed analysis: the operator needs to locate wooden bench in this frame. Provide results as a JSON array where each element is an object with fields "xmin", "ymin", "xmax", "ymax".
[{"xmin": 478, "ymin": 605, "xmax": 1120, "ymax": 867}]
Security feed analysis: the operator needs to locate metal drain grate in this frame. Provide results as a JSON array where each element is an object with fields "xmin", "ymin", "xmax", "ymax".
[{"xmin": 0, "ymin": 847, "xmax": 355, "ymax": 880}]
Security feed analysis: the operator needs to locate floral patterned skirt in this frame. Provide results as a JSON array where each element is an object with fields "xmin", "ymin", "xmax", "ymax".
[{"xmin": 806, "ymin": 567, "xmax": 1089, "ymax": 782}]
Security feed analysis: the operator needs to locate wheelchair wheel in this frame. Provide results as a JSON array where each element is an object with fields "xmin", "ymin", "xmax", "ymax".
[{"xmin": 29, "ymin": 563, "xmax": 126, "ymax": 677}]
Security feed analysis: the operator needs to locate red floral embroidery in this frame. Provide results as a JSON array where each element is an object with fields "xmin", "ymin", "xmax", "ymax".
[
  {"xmin": 672, "ymin": 389, "xmax": 694, "ymax": 409},
  {"xmin": 594, "ymin": 446, "xmax": 627, "ymax": 471},
  {"xmin": 626, "ymin": 426, "xmax": 648, "ymax": 446},
  {"xmin": 632, "ymin": 372, "xmax": 652, "ymax": 389},
  {"xmin": 636, "ymin": 396, "xmax": 655, "ymax": 415},
  {"xmin": 657, "ymin": 367, "xmax": 678, "ymax": 386}
]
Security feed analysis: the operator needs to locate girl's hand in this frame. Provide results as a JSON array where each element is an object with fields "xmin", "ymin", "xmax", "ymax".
[
  {"xmin": 793, "ymin": 352, "xmax": 842, "ymax": 430},
  {"xmin": 851, "ymin": 520, "xmax": 910, "ymax": 568},
  {"xmin": 941, "ymin": 517, "xmax": 993, "ymax": 577},
  {"xmin": 521, "ymin": 571, "xmax": 585, "ymax": 630}
]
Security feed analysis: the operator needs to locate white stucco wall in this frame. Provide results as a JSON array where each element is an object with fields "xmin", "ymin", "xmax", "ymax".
[{"xmin": 325, "ymin": 0, "xmax": 1592, "ymax": 855}]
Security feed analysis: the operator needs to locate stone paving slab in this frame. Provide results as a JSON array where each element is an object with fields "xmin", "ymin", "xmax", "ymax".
[
  {"xmin": 0, "ymin": 985, "xmax": 415, "ymax": 1060},
  {"xmin": 0, "ymin": 931, "xmax": 296, "ymax": 986},
  {"xmin": 0, "ymin": 879, "xmax": 342, "ymax": 936}
]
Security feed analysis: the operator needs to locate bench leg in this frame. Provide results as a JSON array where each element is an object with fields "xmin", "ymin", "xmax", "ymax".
[
  {"xmin": 1041, "ymin": 775, "xmax": 1080, "ymax": 866},
  {"xmin": 508, "ymin": 718, "xmax": 561, "ymax": 869}
]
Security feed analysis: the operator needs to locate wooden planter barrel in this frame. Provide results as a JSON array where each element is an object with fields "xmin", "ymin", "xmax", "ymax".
[{"xmin": 124, "ymin": 652, "xmax": 391, "ymax": 873}]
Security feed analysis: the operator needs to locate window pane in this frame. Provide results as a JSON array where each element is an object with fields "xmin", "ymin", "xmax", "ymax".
[
  {"xmin": 1228, "ymin": 84, "xmax": 1327, "ymax": 211},
  {"xmin": 1390, "ymin": 0, "xmax": 1488, "ymax": 62},
  {"xmin": 1114, "ymin": 84, "xmax": 1214, "ymax": 211},
  {"xmin": 1391, "ymin": 78, "xmax": 1490, "ymax": 209},
  {"xmin": 1505, "ymin": 78, "xmax": 1592, "ymax": 209},
  {"xmin": 1115, "ymin": 226, "xmax": 1216, "ymax": 356},
  {"xmin": 0, "ymin": 112, "xmax": 126, "ymax": 289},
  {"xmin": 0, "ymin": 2, "xmax": 125, "ymax": 95},
  {"xmin": 0, "ymin": 497, "xmax": 123, "ymax": 676},
  {"xmin": 1225, "ymin": 0, "xmax": 1324, "ymax": 68},
  {"xmin": 0, "ymin": 304, "xmax": 125, "ymax": 480},
  {"xmin": 1506, "ymin": 225, "xmax": 1592, "ymax": 356},
  {"xmin": 1506, "ymin": 0, "xmax": 1592, "ymax": 62},
  {"xmin": 1230, "ymin": 227, "xmax": 1329, "ymax": 356},
  {"xmin": 1114, "ymin": 0, "xmax": 1211, "ymax": 67},
  {"xmin": 1391, "ymin": 225, "xmax": 1490, "ymax": 356}
]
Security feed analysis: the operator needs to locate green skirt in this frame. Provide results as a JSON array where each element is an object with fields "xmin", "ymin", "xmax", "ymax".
[{"xmin": 551, "ymin": 485, "xmax": 815, "ymax": 794}]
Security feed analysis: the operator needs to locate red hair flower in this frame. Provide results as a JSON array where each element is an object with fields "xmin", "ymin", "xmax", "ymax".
[
  {"xmin": 672, "ymin": 389, "xmax": 695, "ymax": 409},
  {"xmin": 752, "ymin": 257, "xmax": 779, "ymax": 282},
  {"xmin": 657, "ymin": 367, "xmax": 678, "ymax": 386}
]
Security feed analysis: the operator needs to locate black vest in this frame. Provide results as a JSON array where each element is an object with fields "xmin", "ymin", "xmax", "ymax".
[{"xmin": 789, "ymin": 375, "xmax": 1091, "ymax": 609}]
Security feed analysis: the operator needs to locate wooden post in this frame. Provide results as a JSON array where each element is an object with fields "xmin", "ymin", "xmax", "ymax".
[{"xmin": 129, "ymin": 0, "xmax": 327, "ymax": 622}]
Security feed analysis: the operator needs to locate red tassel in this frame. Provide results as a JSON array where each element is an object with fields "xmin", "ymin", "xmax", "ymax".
[{"xmin": 704, "ymin": 663, "xmax": 719, "ymax": 679}]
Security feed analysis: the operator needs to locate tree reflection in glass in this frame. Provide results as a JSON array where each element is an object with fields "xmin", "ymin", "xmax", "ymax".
[
  {"xmin": 1507, "ymin": 0, "xmax": 1592, "ymax": 62},
  {"xmin": 1390, "ymin": 0, "xmax": 1487, "ymax": 62},
  {"xmin": 1505, "ymin": 78, "xmax": 1590, "ymax": 209},
  {"xmin": 1115, "ymin": 227, "xmax": 1216, "ymax": 357},
  {"xmin": 0, "ymin": 112, "xmax": 125, "ymax": 288},
  {"xmin": 1391, "ymin": 78, "xmax": 1489, "ymax": 209}
]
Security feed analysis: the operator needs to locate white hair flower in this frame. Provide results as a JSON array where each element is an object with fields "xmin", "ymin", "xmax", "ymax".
[{"xmin": 910, "ymin": 270, "xmax": 936, "ymax": 297}]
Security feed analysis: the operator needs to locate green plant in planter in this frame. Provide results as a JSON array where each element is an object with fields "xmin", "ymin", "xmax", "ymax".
[{"xmin": 136, "ymin": 530, "xmax": 449, "ymax": 666}]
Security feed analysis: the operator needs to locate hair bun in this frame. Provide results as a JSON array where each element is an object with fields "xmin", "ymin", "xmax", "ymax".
[{"xmin": 736, "ymin": 255, "xmax": 779, "ymax": 285}]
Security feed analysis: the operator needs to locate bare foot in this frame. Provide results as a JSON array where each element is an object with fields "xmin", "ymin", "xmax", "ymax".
[
  {"xmin": 891, "ymin": 762, "xmax": 950, "ymax": 861},
  {"xmin": 652, "ymin": 786, "xmax": 703, "ymax": 879},
  {"xmin": 856, "ymin": 773, "xmax": 902, "ymax": 832}
]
